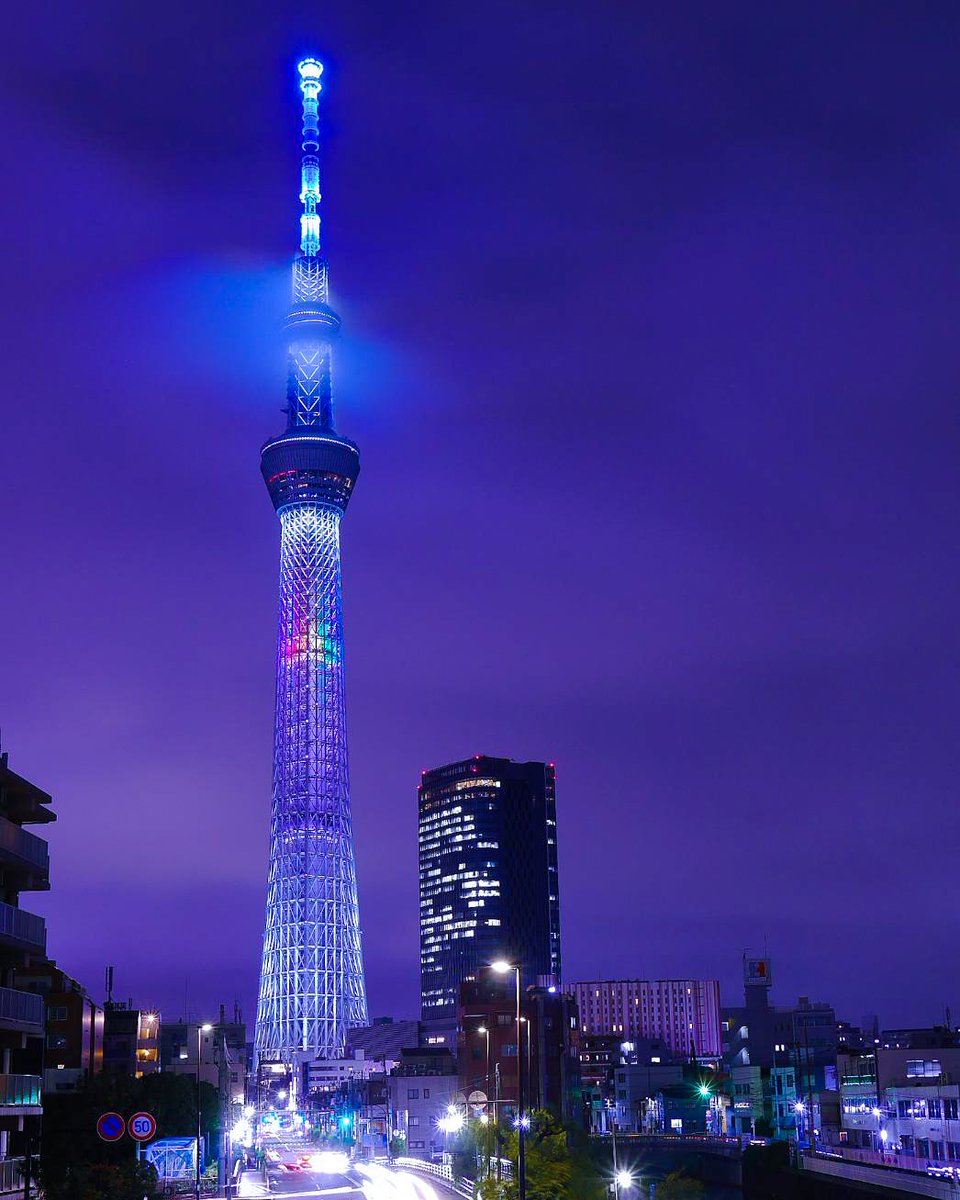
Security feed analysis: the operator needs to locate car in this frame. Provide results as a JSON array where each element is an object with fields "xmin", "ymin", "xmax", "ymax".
[{"xmin": 309, "ymin": 1151, "xmax": 349, "ymax": 1174}]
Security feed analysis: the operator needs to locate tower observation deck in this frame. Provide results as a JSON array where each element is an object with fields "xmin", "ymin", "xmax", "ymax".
[{"xmin": 255, "ymin": 58, "xmax": 368, "ymax": 1074}]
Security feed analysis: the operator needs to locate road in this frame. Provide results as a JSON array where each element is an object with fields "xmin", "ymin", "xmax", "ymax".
[{"xmin": 249, "ymin": 1132, "xmax": 462, "ymax": 1200}]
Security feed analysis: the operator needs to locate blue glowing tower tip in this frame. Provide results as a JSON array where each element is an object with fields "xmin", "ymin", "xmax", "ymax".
[{"xmin": 297, "ymin": 58, "xmax": 323, "ymax": 258}]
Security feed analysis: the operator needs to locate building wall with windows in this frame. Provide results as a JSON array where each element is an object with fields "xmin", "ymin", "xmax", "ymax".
[
  {"xmin": 102, "ymin": 1003, "xmax": 159, "ymax": 1077},
  {"xmin": 572, "ymin": 979, "xmax": 721, "ymax": 1058},
  {"xmin": 612, "ymin": 1055, "xmax": 684, "ymax": 1132},
  {"xmin": 884, "ymin": 1085, "xmax": 960, "ymax": 1164},
  {"xmin": 0, "ymin": 752, "xmax": 55, "ymax": 1164},
  {"xmin": 13, "ymin": 960, "xmax": 103, "ymax": 1093},
  {"xmin": 458, "ymin": 970, "xmax": 580, "ymax": 1122},
  {"xmin": 839, "ymin": 1047, "xmax": 960, "ymax": 1151},
  {"xmin": 385, "ymin": 1049, "xmax": 459, "ymax": 1162},
  {"xmin": 419, "ymin": 757, "xmax": 560, "ymax": 1022}
]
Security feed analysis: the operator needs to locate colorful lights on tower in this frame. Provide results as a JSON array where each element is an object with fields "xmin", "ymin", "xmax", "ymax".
[{"xmin": 255, "ymin": 57, "xmax": 368, "ymax": 1077}]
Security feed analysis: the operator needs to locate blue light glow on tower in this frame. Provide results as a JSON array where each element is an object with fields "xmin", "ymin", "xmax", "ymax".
[{"xmin": 255, "ymin": 57, "xmax": 368, "ymax": 1074}]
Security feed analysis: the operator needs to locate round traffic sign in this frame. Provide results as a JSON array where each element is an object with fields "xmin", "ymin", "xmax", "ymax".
[
  {"xmin": 97, "ymin": 1112, "xmax": 125, "ymax": 1142},
  {"xmin": 128, "ymin": 1112, "xmax": 157, "ymax": 1142}
]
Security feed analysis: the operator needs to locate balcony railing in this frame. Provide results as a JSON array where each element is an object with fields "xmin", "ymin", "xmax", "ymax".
[
  {"xmin": 0, "ymin": 1075, "xmax": 41, "ymax": 1108},
  {"xmin": 0, "ymin": 1158, "xmax": 24, "ymax": 1194},
  {"xmin": 0, "ymin": 989, "xmax": 42, "ymax": 1027},
  {"xmin": 0, "ymin": 904, "xmax": 45, "ymax": 952},
  {"xmin": 0, "ymin": 817, "xmax": 48, "ymax": 873}
]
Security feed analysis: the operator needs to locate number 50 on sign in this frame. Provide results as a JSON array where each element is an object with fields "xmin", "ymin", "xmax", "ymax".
[{"xmin": 129, "ymin": 1112, "xmax": 157, "ymax": 1141}]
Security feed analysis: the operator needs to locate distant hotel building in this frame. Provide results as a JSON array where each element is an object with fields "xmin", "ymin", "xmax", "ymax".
[
  {"xmin": 419, "ymin": 757, "xmax": 561, "ymax": 1023},
  {"xmin": 572, "ymin": 979, "xmax": 722, "ymax": 1058}
]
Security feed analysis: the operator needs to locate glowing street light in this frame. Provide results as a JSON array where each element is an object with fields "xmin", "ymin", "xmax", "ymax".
[
  {"xmin": 196, "ymin": 1023, "xmax": 213, "ymax": 1200},
  {"xmin": 616, "ymin": 1169, "xmax": 634, "ymax": 1192}
]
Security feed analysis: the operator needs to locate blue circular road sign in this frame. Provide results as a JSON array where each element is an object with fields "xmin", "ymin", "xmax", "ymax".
[{"xmin": 97, "ymin": 1112, "xmax": 125, "ymax": 1142}]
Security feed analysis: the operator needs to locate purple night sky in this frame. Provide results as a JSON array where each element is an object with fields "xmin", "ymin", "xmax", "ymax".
[{"xmin": 3, "ymin": 2, "xmax": 959, "ymax": 1029}]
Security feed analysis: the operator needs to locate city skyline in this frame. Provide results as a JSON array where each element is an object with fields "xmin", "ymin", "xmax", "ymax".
[{"xmin": 3, "ymin": 2, "xmax": 960, "ymax": 1030}]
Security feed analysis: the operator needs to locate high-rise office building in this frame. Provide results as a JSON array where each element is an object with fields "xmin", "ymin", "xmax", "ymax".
[
  {"xmin": 419, "ymin": 756, "xmax": 561, "ymax": 1023},
  {"xmin": 255, "ymin": 58, "xmax": 368, "ymax": 1074}
]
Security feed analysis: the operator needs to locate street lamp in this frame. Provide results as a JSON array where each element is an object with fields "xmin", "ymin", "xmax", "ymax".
[
  {"xmin": 615, "ymin": 1168, "xmax": 634, "ymax": 1196},
  {"xmin": 871, "ymin": 1106, "xmax": 884, "ymax": 1158},
  {"xmin": 196, "ymin": 1023, "xmax": 213, "ymax": 1200},
  {"xmin": 477, "ymin": 1025, "xmax": 491, "ymax": 1098},
  {"xmin": 793, "ymin": 1100, "xmax": 805, "ymax": 1147},
  {"xmin": 491, "ymin": 960, "xmax": 525, "ymax": 1200},
  {"xmin": 697, "ymin": 1083, "xmax": 715, "ymax": 1135}
]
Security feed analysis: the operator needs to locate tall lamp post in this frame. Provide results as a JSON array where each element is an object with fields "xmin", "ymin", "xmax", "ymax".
[
  {"xmin": 196, "ymin": 1022, "xmax": 213, "ymax": 1200},
  {"xmin": 697, "ymin": 1083, "xmax": 715, "ymax": 1135},
  {"xmin": 491, "ymin": 960, "xmax": 526, "ymax": 1200},
  {"xmin": 477, "ymin": 1025, "xmax": 491, "ymax": 1099},
  {"xmin": 793, "ymin": 1100, "xmax": 806, "ymax": 1150}
]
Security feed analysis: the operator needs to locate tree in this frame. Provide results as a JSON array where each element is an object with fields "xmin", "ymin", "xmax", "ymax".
[
  {"xmin": 52, "ymin": 1160, "xmax": 159, "ymax": 1200},
  {"xmin": 40, "ymin": 1072, "xmax": 219, "ymax": 1200},
  {"xmin": 498, "ymin": 1110, "xmax": 606, "ymax": 1200},
  {"xmin": 451, "ymin": 1121, "xmax": 480, "ymax": 1182},
  {"xmin": 656, "ymin": 1171, "xmax": 705, "ymax": 1200}
]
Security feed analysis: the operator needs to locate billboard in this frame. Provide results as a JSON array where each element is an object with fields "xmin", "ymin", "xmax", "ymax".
[{"xmin": 744, "ymin": 956, "xmax": 772, "ymax": 988}]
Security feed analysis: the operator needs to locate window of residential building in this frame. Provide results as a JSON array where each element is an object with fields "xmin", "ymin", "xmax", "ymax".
[{"xmin": 907, "ymin": 1059, "xmax": 943, "ymax": 1078}]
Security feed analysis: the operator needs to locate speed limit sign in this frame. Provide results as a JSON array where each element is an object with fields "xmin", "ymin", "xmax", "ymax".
[{"xmin": 128, "ymin": 1112, "xmax": 157, "ymax": 1142}]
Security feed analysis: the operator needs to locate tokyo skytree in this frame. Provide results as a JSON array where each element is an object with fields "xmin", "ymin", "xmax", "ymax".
[{"xmin": 255, "ymin": 58, "xmax": 368, "ymax": 1073}]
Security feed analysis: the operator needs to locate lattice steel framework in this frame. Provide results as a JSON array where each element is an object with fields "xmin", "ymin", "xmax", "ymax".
[{"xmin": 255, "ymin": 57, "xmax": 368, "ymax": 1069}]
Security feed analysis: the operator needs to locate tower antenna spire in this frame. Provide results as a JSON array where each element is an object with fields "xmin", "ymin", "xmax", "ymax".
[{"xmin": 297, "ymin": 57, "xmax": 323, "ymax": 259}]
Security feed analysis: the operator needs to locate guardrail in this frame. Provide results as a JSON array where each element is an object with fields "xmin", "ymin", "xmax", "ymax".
[
  {"xmin": 0, "ymin": 1158, "xmax": 24, "ymax": 1194},
  {"xmin": 803, "ymin": 1151, "xmax": 959, "ymax": 1199},
  {"xmin": 0, "ymin": 817, "xmax": 48, "ymax": 872},
  {"xmin": 0, "ymin": 904, "xmax": 44, "ymax": 951},
  {"xmin": 392, "ymin": 1158, "xmax": 474, "ymax": 1198},
  {"xmin": 0, "ymin": 1076, "xmax": 41, "ymax": 1108},
  {"xmin": 596, "ymin": 1133, "xmax": 743, "ymax": 1158},
  {"xmin": 0, "ymin": 989, "xmax": 42, "ymax": 1027}
]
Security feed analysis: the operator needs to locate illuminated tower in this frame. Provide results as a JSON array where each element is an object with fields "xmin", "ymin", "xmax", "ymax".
[{"xmin": 255, "ymin": 58, "xmax": 368, "ymax": 1072}]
